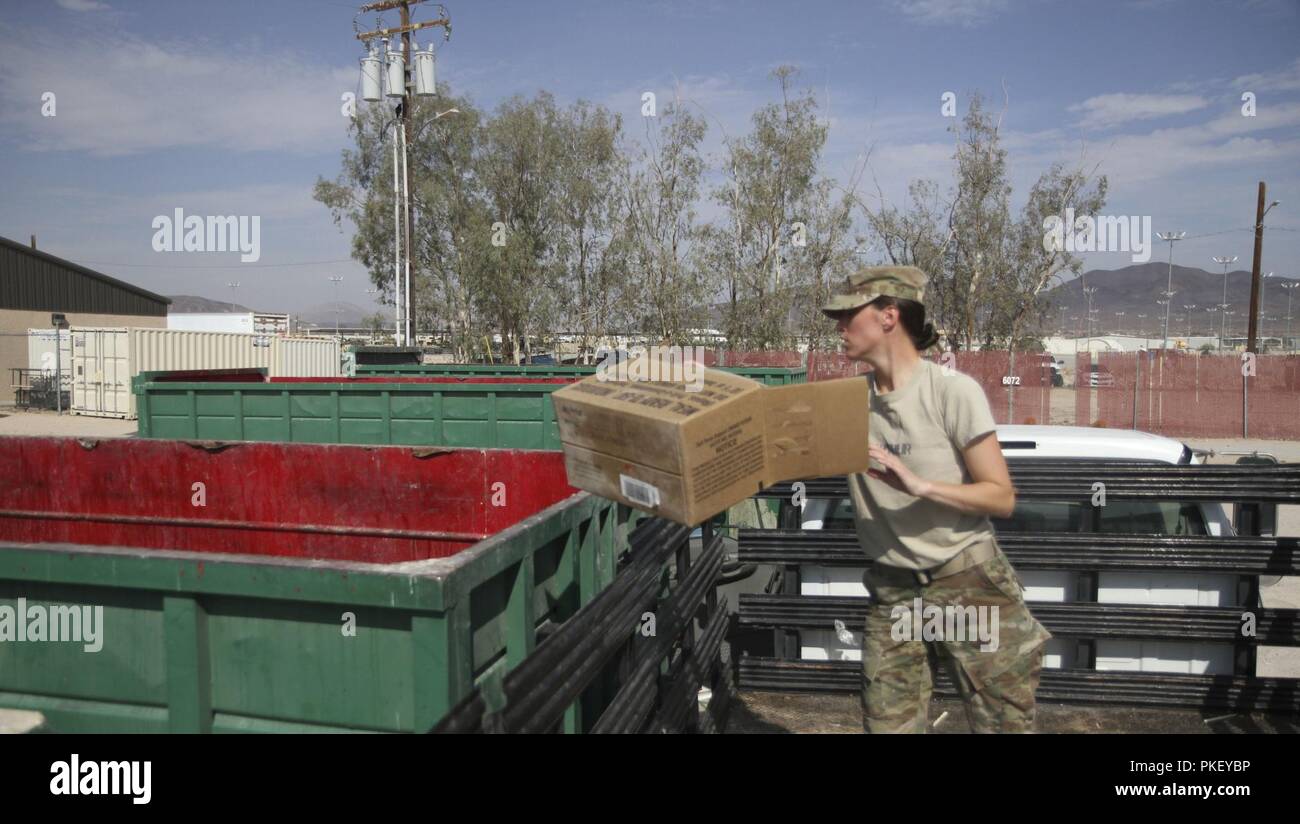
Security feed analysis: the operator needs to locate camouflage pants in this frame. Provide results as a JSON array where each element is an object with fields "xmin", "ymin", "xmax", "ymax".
[{"xmin": 860, "ymin": 546, "xmax": 1050, "ymax": 734}]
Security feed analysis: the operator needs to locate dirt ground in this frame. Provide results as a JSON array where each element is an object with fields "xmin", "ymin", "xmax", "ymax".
[{"xmin": 0, "ymin": 408, "xmax": 135, "ymax": 437}]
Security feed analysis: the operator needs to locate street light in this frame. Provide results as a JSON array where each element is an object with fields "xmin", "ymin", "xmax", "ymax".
[
  {"xmin": 1182, "ymin": 304, "xmax": 1197, "ymax": 339},
  {"xmin": 1083, "ymin": 286, "xmax": 1098, "ymax": 342},
  {"xmin": 1259, "ymin": 271, "xmax": 1274, "ymax": 350},
  {"xmin": 1282, "ymin": 281, "xmax": 1300, "ymax": 353},
  {"xmin": 1156, "ymin": 231, "xmax": 1184, "ymax": 350},
  {"xmin": 1212, "ymin": 255, "xmax": 1238, "ymax": 352},
  {"xmin": 328, "ymin": 275, "xmax": 344, "ymax": 339},
  {"xmin": 1114, "ymin": 311, "xmax": 1126, "ymax": 336}
]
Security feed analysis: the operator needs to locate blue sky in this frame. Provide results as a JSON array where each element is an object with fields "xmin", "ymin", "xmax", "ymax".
[{"xmin": 1, "ymin": 0, "xmax": 1297, "ymax": 315}]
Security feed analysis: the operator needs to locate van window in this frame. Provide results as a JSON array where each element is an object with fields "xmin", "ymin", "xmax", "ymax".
[
  {"xmin": 992, "ymin": 501, "xmax": 1083, "ymax": 533},
  {"xmin": 1096, "ymin": 501, "xmax": 1207, "ymax": 535},
  {"xmin": 992, "ymin": 500, "xmax": 1207, "ymax": 535}
]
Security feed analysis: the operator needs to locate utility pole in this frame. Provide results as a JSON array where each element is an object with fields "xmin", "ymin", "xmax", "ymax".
[
  {"xmin": 356, "ymin": 1, "xmax": 451, "ymax": 347},
  {"xmin": 1156, "ymin": 231, "xmax": 1184, "ymax": 351},
  {"xmin": 1247, "ymin": 183, "xmax": 1280, "ymax": 354}
]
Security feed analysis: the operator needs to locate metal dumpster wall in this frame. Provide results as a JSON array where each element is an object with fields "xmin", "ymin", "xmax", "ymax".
[
  {"xmin": 135, "ymin": 378, "xmax": 570, "ymax": 449},
  {"xmin": 0, "ymin": 441, "xmax": 637, "ymax": 732}
]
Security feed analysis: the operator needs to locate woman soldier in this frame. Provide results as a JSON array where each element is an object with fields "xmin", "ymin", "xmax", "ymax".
[{"xmin": 821, "ymin": 265, "xmax": 1051, "ymax": 734}]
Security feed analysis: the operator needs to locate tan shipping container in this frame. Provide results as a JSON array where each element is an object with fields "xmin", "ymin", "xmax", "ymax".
[
  {"xmin": 271, "ymin": 336, "xmax": 341, "ymax": 378},
  {"xmin": 70, "ymin": 328, "xmax": 339, "ymax": 418}
]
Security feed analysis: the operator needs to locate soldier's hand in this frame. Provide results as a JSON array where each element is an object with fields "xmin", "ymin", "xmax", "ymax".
[{"xmin": 867, "ymin": 444, "xmax": 931, "ymax": 498}]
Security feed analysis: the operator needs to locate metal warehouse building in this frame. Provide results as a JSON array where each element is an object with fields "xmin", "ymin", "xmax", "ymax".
[{"xmin": 0, "ymin": 235, "xmax": 169, "ymax": 406}]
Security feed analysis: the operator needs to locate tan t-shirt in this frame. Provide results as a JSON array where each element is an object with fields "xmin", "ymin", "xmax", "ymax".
[{"xmin": 849, "ymin": 358, "xmax": 998, "ymax": 570}]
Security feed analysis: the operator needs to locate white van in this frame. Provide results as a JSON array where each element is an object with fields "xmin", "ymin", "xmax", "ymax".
[{"xmin": 796, "ymin": 425, "xmax": 1241, "ymax": 675}]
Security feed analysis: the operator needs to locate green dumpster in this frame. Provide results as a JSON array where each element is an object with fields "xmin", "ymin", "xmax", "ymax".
[
  {"xmin": 0, "ymin": 435, "xmax": 638, "ymax": 732},
  {"xmin": 133, "ymin": 367, "xmax": 805, "ymax": 446},
  {"xmin": 134, "ymin": 371, "xmax": 577, "ymax": 449}
]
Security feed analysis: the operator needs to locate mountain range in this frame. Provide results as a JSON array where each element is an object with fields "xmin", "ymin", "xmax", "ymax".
[{"xmin": 1041, "ymin": 264, "xmax": 1298, "ymax": 338}]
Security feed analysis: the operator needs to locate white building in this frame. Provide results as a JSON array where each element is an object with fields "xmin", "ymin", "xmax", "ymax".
[
  {"xmin": 168, "ymin": 312, "xmax": 292, "ymax": 336},
  {"xmin": 1040, "ymin": 335, "xmax": 1221, "ymax": 357}
]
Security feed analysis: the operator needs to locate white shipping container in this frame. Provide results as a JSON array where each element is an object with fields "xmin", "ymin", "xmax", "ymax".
[
  {"xmin": 167, "ymin": 313, "xmax": 257, "ymax": 334},
  {"xmin": 27, "ymin": 329, "xmax": 72, "ymax": 378},
  {"xmin": 271, "ymin": 336, "xmax": 341, "ymax": 378},
  {"xmin": 70, "ymin": 328, "xmax": 273, "ymax": 418}
]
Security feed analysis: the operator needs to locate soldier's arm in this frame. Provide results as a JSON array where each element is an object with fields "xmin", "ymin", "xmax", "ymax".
[{"xmin": 866, "ymin": 433, "xmax": 1015, "ymax": 518}]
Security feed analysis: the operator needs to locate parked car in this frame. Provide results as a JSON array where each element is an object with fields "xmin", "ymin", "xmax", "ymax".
[{"xmin": 1087, "ymin": 364, "xmax": 1115, "ymax": 388}]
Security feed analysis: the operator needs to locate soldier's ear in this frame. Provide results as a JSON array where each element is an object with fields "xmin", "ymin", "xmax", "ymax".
[{"xmin": 878, "ymin": 304, "xmax": 898, "ymax": 330}]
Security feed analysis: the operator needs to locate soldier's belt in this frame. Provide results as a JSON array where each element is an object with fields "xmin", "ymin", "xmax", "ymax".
[{"xmin": 870, "ymin": 537, "xmax": 1000, "ymax": 587}]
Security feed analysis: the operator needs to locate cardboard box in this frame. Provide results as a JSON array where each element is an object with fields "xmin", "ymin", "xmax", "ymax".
[{"xmin": 552, "ymin": 368, "xmax": 871, "ymax": 525}]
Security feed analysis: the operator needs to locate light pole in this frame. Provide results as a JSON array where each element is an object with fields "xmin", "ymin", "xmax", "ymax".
[
  {"xmin": 1114, "ymin": 311, "xmax": 1125, "ymax": 336},
  {"xmin": 1156, "ymin": 231, "xmax": 1184, "ymax": 350},
  {"xmin": 1083, "ymin": 286, "xmax": 1098, "ymax": 342},
  {"xmin": 1212, "ymin": 255, "xmax": 1238, "ymax": 353},
  {"xmin": 1182, "ymin": 304, "xmax": 1196, "ymax": 340},
  {"xmin": 328, "ymin": 275, "xmax": 344, "ymax": 339},
  {"xmin": 1259, "ymin": 271, "xmax": 1274, "ymax": 351},
  {"xmin": 227, "ymin": 281, "xmax": 241, "ymax": 307},
  {"xmin": 1282, "ymin": 281, "xmax": 1300, "ymax": 353}
]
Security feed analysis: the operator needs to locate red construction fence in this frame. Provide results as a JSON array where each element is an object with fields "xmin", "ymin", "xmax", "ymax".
[{"xmin": 709, "ymin": 348, "xmax": 1300, "ymax": 440}]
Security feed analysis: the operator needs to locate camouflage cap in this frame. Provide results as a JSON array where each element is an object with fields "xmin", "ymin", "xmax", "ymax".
[{"xmin": 820, "ymin": 265, "xmax": 928, "ymax": 316}]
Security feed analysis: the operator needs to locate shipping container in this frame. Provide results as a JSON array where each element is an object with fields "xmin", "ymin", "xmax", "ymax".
[
  {"xmin": 270, "ymin": 336, "xmax": 342, "ymax": 378},
  {"xmin": 167, "ymin": 312, "xmax": 293, "ymax": 336},
  {"xmin": 70, "ymin": 328, "xmax": 339, "ymax": 418},
  {"xmin": 26, "ymin": 328, "xmax": 71, "ymax": 374},
  {"xmin": 0, "ymin": 435, "xmax": 637, "ymax": 732}
]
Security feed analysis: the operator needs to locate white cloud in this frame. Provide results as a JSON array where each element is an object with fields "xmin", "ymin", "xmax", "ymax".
[
  {"xmin": 0, "ymin": 28, "xmax": 356, "ymax": 156},
  {"xmin": 1234, "ymin": 57, "xmax": 1300, "ymax": 94},
  {"xmin": 55, "ymin": 0, "xmax": 110, "ymax": 11},
  {"xmin": 889, "ymin": 0, "xmax": 1012, "ymax": 27},
  {"xmin": 1069, "ymin": 93, "xmax": 1210, "ymax": 130}
]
